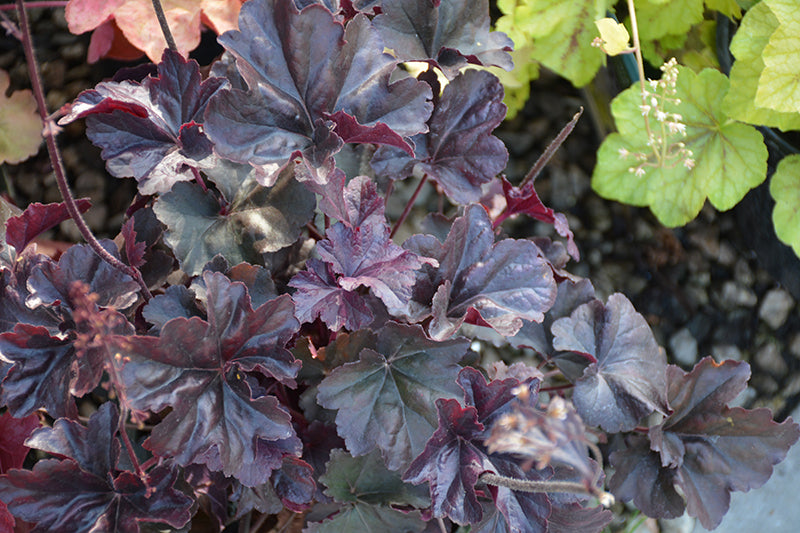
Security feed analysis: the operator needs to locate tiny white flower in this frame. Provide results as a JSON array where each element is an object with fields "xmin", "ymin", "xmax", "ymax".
[
  {"xmin": 683, "ymin": 158, "xmax": 695, "ymax": 170},
  {"xmin": 634, "ymin": 166, "xmax": 646, "ymax": 177},
  {"xmin": 655, "ymin": 110, "xmax": 668, "ymax": 122},
  {"xmin": 618, "ymin": 147, "xmax": 630, "ymax": 158}
]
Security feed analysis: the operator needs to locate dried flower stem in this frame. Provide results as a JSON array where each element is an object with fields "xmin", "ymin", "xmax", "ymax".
[
  {"xmin": 14, "ymin": 0, "xmax": 152, "ymax": 301},
  {"xmin": 480, "ymin": 472, "xmax": 614, "ymax": 506}
]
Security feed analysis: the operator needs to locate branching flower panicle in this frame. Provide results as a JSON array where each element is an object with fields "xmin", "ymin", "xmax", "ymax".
[{"xmin": 619, "ymin": 58, "xmax": 694, "ymax": 177}]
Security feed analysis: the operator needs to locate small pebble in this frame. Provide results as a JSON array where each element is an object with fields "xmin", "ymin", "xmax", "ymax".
[
  {"xmin": 759, "ymin": 288, "xmax": 795, "ymax": 330},
  {"xmin": 788, "ymin": 333, "xmax": 800, "ymax": 360},
  {"xmin": 754, "ymin": 342, "xmax": 788, "ymax": 377},
  {"xmin": 669, "ymin": 328, "xmax": 698, "ymax": 366},
  {"xmin": 719, "ymin": 281, "xmax": 757, "ymax": 308}
]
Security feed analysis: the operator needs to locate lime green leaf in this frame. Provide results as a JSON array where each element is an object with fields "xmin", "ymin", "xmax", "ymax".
[
  {"xmin": 496, "ymin": 0, "xmax": 612, "ymax": 87},
  {"xmin": 770, "ymin": 154, "xmax": 800, "ymax": 257},
  {"xmin": 723, "ymin": 0, "xmax": 800, "ymax": 130},
  {"xmin": 756, "ymin": 0, "xmax": 800, "ymax": 113},
  {"xmin": 705, "ymin": 0, "xmax": 742, "ymax": 19},
  {"xmin": 636, "ymin": 0, "xmax": 704, "ymax": 41},
  {"xmin": 593, "ymin": 67, "xmax": 768, "ymax": 227},
  {"xmin": 595, "ymin": 18, "xmax": 631, "ymax": 56},
  {"xmin": 0, "ymin": 70, "xmax": 43, "ymax": 165}
]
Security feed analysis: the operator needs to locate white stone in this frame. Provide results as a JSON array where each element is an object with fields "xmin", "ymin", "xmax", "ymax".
[{"xmin": 759, "ymin": 288, "xmax": 795, "ymax": 330}]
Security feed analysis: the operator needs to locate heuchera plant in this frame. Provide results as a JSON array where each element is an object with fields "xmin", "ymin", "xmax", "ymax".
[
  {"xmin": 1, "ymin": 0, "xmax": 798, "ymax": 531},
  {"xmin": 496, "ymin": 0, "xmax": 800, "ymax": 257}
]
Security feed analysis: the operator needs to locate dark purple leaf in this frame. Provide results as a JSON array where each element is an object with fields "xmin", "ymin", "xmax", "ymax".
[
  {"xmin": 0, "ymin": 405, "xmax": 193, "ymax": 532},
  {"xmin": 58, "ymin": 50, "xmax": 226, "ymax": 195},
  {"xmin": 317, "ymin": 322, "xmax": 468, "ymax": 470},
  {"xmin": 0, "ymin": 459, "xmax": 122, "ymax": 532},
  {"xmin": 142, "ymin": 285, "xmax": 203, "ymax": 334},
  {"xmin": 372, "ymin": 70, "xmax": 507, "ymax": 205},
  {"xmin": 26, "ymin": 239, "xmax": 139, "ymax": 311},
  {"xmin": 226, "ymin": 263, "xmax": 278, "ymax": 310},
  {"xmin": 0, "ymin": 324, "xmax": 77, "ymax": 419},
  {"xmin": 327, "ymin": 110, "xmax": 414, "ymax": 156},
  {"xmin": 499, "ymin": 177, "xmax": 579, "ymax": 260},
  {"xmin": 608, "ymin": 435, "xmax": 685, "ymax": 521},
  {"xmin": 26, "ymin": 402, "xmax": 119, "ymax": 478},
  {"xmin": 205, "ymin": 0, "xmax": 431, "ymax": 182},
  {"xmin": 154, "ymin": 162, "xmax": 316, "ymax": 276},
  {"xmin": 120, "ymin": 218, "xmax": 145, "ymax": 268},
  {"xmin": 547, "ymin": 502, "xmax": 613, "ymax": 533},
  {"xmin": 307, "ymin": 172, "xmax": 386, "ymax": 230},
  {"xmin": 403, "ymin": 204, "xmax": 556, "ymax": 340},
  {"xmin": 321, "ymin": 448, "xmax": 429, "ymax": 507},
  {"xmin": 0, "ymin": 460, "xmax": 192, "ymax": 533},
  {"xmin": 317, "ymin": 222, "xmax": 434, "ymax": 313},
  {"xmin": 5, "ymin": 199, "xmax": 92, "ymax": 252},
  {"xmin": 0, "ymin": 249, "xmax": 63, "ymax": 334},
  {"xmin": 487, "ymin": 457, "xmax": 550, "ymax": 533},
  {"xmin": 0, "ymin": 412, "xmax": 39, "ymax": 474},
  {"xmin": 183, "ymin": 464, "xmax": 232, "ymax": 529},
  {"xmin": 290, "ymin": 220, "xmax": 434, "ymax": 330},
  {"xmin": 508, "ymin": 279, "xmax": 596, "ymax": 364},
  {"xmin": 290, "ymin": 259, "xmax": 377, "ymax": 331},
  {"xmin": 649, "ymin": 358, "xmax": 800, "ymax": 529},
  {"xmin": 457, "ymin": 366, "xmax": 539, "ymax": 437},
  {"xmin": 551, "ymin": 293, "xmax": 669, "ymax": 432},
  {"xmin": 373, "ymin": 0, "xmax": 513, "ymax": 77},
  {"xmin": 403, "ymin": 398, "xmax": 492, "ymax": 524},
  {"xmin": 272, "ymin": 456, "xmax": 317, "ymax": 511},
  {"xmin": 118, "ymin": 272, "xmax": 302, "ymax": 486}
]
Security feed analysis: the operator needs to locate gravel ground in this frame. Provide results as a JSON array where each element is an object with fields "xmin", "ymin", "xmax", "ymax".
[{"xmin": 4, "ymin": 7, "xmax": 800, "ymax": 533}]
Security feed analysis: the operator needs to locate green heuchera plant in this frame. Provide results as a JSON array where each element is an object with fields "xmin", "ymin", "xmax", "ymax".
[{"xmin": 496, "ymin": 0, "xmax": 800, "ymax": 255}]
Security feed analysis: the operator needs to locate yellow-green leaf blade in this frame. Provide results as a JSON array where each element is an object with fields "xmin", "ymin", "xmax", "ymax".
[
  {"xmin": 755, "ymin": 0, "xmax": 800, "ymax": 113},
  {"xmin": 723, "ymin": 0, "xmax": 800, "ymax": 129},
  {"xmin": 495, "ymin": 0, "xmax": 612, "ymax": 87},
  {"xmin": 0, "ymin": 70, "xmax": 43, "ymax": 165},
  {"xmin": 770, "ymin": 154, "xmax": 800, "ymax": 257},
  {"xmin": 593, "ymin": 67, "xmax": 768, "ymax": 227}
]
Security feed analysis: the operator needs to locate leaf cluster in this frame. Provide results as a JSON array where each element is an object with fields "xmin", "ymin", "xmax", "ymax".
[{"xmin": 0, "ymin": 0, "xmax": 797, "ymax": 531}]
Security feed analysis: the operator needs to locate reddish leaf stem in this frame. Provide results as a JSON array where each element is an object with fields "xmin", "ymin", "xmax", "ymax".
[
  {"xmin": 14, "ymin": 0, "xmax": 152, "ymax": 302},
  {"xmin": 151, "ymin": 0, "xmax": 177, "ymax": 52},
  {"xmin": 118, "ymin": 404, "xmax": 145, "ymax": 478},
  {"xmin": 390, "ymin": 173, "xmax": 428, "ymax": 239},
  {"xmin": 518, "ymin": 107, "xmax": 583, "ymax": 190}
]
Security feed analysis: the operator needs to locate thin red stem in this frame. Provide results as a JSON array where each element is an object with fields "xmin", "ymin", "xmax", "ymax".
[
  {"xmin": 519, "ymin": 107, "xmax": 583, "ymax": 190},
  {"xmin": 118, "ymin": 405, "xmax": 144, "ymax": 477},
  {"xmin": 14, "ymin": 0, "xmax": 152, "ymax": 301},
  {"xmin": 390, "ymin": 173, "xmax": 428, "ymax": 239}
]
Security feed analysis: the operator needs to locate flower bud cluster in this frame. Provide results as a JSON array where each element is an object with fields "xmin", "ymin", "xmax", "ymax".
[{"xmin": 620, "ymin": 58, "xmax": 695, "ymax": 176}]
